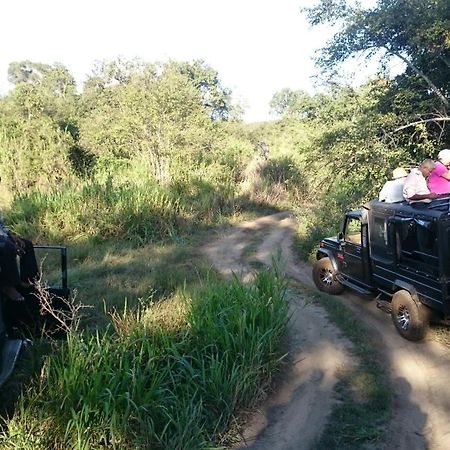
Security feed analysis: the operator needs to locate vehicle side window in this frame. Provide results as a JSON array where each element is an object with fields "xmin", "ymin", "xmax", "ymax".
[
  {"xmin": 345, "ymin": 217, "xmax": 361, "ymax": 245},
  {"xmin": 370, "ymin": 215, "xmax": 390, "ymax": 256},
  {"xmin": 397, "ymin": 219, "xmax": 438, "ymax": 276}
]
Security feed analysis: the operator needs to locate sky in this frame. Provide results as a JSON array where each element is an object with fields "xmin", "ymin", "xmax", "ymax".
[{"xmin": 0, "ymin": 0, "xmax": 379, "ymax": 122}]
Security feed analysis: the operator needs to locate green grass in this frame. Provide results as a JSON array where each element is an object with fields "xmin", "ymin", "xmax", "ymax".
[
  {"xmin": 0, "ymin": 269, "xmax": 289, "ymax": 450},
  {"xmin": 300, "ymin": 287, "xmax": 391, "ymax": 449},
  {"xmin": 0, "ymin": 182, "xmax": 290, "ymax": 449}
]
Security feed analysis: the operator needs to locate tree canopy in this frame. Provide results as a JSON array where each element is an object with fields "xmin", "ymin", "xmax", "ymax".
[{"xmin": 303, "ymin": 0, "xmax": 450, "ymax": 113}]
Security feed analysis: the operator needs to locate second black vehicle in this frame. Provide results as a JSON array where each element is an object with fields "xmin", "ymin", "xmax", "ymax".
[{"xmin": 313, "ymin": 198, "xmax": 450, "ymax": 341}]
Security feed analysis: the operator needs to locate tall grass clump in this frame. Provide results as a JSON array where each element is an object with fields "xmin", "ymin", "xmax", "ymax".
[
  {"xmin": 0, "ymin": 268, "xmax": 289, "ymax": 450},
  {"xmin": 7, "ymin": 178, "xmax": 183, "ymax": 243},
  {"xmin": 5, "ymin": 164, "xmax": 244, "ymax": 243}
]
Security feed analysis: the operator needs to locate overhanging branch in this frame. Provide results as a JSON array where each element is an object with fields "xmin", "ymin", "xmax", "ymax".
[
  {"xmin": 390, "ymin": 117, "xmax": 450, "ymax": 134},
  {"xmin": 385, "ymin": 47, "xmax": 450, "ymax": 111}
]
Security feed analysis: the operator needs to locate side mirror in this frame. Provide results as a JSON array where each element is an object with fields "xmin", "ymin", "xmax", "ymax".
[{"xmin": 338, "ymin": 231, "xmax": 344, "ymax": 240}]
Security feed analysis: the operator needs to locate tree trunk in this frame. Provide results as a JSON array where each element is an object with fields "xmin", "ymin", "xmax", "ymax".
[{"xmin": 386, "ymin": 47, "xmax": 449, "ymax": 112}]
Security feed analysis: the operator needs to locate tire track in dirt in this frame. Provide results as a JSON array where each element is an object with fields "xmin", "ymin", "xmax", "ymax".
[
  {"xmin": 334, "ymin": 291, "xmax": 450, "ymax": 450},
  {"xmin": 204, "ymin": 211, "xmax": 450, "ymax": 450},
  {"xmin": 203, "ymin": 212, "xmax": 353, "ymax": 450}
]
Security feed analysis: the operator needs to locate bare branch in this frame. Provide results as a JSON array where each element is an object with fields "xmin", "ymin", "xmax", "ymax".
[
  {"xmin": 390, "ymin": 117, "xmax": 450, "ymax": 134},
  {"xmin": 33, "ymin": 282, "xmax": 91, "ymax": 336},
  {"xmin": 385, "ymin": 46, "xmax": 450, "ymax": 111}
]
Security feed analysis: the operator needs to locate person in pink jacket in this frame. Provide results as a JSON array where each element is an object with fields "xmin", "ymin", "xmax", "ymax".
[{"xmin": 428, "ymin": 149, "xmax": 450, "ymax": 194}]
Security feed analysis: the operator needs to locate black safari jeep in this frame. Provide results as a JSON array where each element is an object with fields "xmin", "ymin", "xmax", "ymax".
[
  {"xmin": 313, "ymin": 198, "xmax": 450, "ymax": 341},
  {"xmin": 0, "ymin": 245, "xmax": 69, "ymax": 387}
]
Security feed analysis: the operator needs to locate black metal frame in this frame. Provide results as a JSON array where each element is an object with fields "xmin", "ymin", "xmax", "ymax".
[{"xmin": 33, "ymin": 245, "xmax": 68, "ymax": 291}]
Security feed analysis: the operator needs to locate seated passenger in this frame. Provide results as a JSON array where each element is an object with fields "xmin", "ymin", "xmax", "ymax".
[
  {"xmin": 428, "ymin": 149, "xmax": 450, "ymax": 194},
  {"xmin": 0, "ymin": 178, "xmax": 39, "ymax": 301},
  {"xmin": 403, "ymin": 159, "xmax": 438, "ymax": 205},
  {"xmin": 379, "ymin": 167, "xmax": 408, "ymax": 203},
  {"xmin": 0, "ymin": 238, "xmax": 25, "ymax": 302}
]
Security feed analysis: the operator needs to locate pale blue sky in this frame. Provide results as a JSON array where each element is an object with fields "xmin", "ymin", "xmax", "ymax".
[{"xmin": 0, "ymin": 0, "xmax": 379, "ymax": 122}]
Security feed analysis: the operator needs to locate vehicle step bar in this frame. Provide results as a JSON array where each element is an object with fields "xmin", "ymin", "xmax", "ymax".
[
  {"xmin": 376, "ymin": 299, "xmax": 392, "ymax": 314},
  {"xmin": 339, "ymin": 278, "xmax": 372, "ymax": 295}
]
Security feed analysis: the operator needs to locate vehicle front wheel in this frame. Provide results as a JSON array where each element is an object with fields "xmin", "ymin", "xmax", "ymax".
[
  {"xmin": 391, "ymin": 290, "xmax": 429, "ymax": 341},
  {"xmin": 312, "ymin": 257, "xmax": 344, "ymax": 295}
]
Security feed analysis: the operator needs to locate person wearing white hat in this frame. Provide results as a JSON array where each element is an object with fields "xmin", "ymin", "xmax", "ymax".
[
  {"xmin": 379, "ymin": 167, "xmax": 409, "ymax": 203},
  {"xmin": 427, "ymin": 149, "xmax": 450, "ymax": 194}
]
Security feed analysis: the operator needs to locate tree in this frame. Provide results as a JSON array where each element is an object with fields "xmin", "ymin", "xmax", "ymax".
[
  {"xmin": 0, "ymin": 98, "xmax": 72, "ymax": 191},
  {"xmin": 173, "ymin": 60, "xmax": 233, "ymax": 121},
  {"xmin": 8, "ymin": 61, "xmax": 51, "ymax": 85},
  {"xmin": 303, "ymin": 0, "xmax": 450, "ymax": 113},
  {"xmin": 7, "ymin": 61, "xmax": 78, "ymax": 126},
  {"xmin": 79, "ymin": 61, "xmax": 214, "ymax": 182},
  {"xmin": 270, "ymin": 88, "xmax": 319, "ymax": 119}
]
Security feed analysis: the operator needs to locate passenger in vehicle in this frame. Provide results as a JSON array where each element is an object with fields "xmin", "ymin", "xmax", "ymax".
[
  {"xmin": 0, "ymin": 178, "xmax": 39, "ymax": 301},
  {"xmin": 379, "ymin": 167, "xmax": 408, "ymax": 203},
  {"xmin": 0, "ymin": 226, "xmax": 40, "ymax": 286},
  {"xmin": 427, "ymin": 149, "xmax": 450, "ymax": 194},
  {"xmin": 0, "ymin": 238, "xmax": 25, "ymax": 302},
  {"xmin": 403, "ymin": 159, "xmax": 438, "ymax": 205}
]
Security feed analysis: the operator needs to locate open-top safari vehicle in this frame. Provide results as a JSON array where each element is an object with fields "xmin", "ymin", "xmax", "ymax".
[{"xmin": 313, "ymin": 197, "xmax": 450, "ymax": 341}]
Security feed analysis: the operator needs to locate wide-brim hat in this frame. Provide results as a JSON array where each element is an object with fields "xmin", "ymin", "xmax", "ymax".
[{"xmin": 393, "ymin": 167, "xmax": 408, "ymax": 179}]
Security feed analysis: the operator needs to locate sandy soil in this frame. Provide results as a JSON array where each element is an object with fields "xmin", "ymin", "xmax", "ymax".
[{"xmin": 202, "ymin": 211, "xmax": 450, "ymax": 450}]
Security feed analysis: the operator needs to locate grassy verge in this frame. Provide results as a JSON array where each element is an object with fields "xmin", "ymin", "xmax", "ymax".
[
  {"xmin": 0, "ymin": 268, "xmax": 289, "ymax": 450},
  {"xmin": 298, "ymin": 286, "xmax": 391, "ymax": 449}
]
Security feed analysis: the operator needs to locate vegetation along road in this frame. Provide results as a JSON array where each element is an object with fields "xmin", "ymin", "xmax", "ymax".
[
  {"xmin": 2, "ymin": 1, "xmax": 450, "ymax": 447},
  {"xmin": 204, "ymin": 211, "xmax": 450, "ymax": 450}
]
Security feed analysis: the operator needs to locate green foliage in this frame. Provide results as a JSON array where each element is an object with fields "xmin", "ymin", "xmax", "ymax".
[
  {"xmin": 303, "ymin": 0, "xmax": 450, "ymax": 114},
  {"xmin": 0, "ymin": 61, "xmax": 79, "ymax": 192},
  {"xmin": 0, "ymin": 57, "xmax": 269, "ymax": 247},
  {"xmin": 4, "ymin": 160, "xmax": 242, "ymax": 245},
  {"xmin": 174, "ymin": 59, "xmax": 234, "ymax": 121},
  {"xmin": 77, "ymin": 59, "xmax": 232, "ymax": 187},
  {"xmin": 80, "ymin": 62, "xmax": 212, "ymax": 173},
  {"xmin": 0, "ymin": 270, "xmax": 288, "ymax": 450},
  {"xmin": 0, "ymin": 110, "xmax": 72, "ymax": 192},
  {"xmin": 286, "ymin": 1, "xmax": 450, "ymax": 257},
  {"xmin": 6, "ymin": 178, "xmax": 189, "ymax": 243},
  {"xmin": 268, "ymin": 79, "xmax": 440, "ymax": 257},
  {"xmin": 270, "ymin": 88, "xmax": 317, "ymax": 119},
  {"xmin": 7, "ymin": 61, "xmax": 78, "ymax": 125}
]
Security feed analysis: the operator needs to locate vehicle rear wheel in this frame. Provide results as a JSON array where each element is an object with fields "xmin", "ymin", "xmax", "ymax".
[
  {"xmin": 391, "ymin": 290, "xmax": 429, "ymax": 341},
  {"xmin": 312, "ymin": 257, "xmax": 344, "ymax": 295}
]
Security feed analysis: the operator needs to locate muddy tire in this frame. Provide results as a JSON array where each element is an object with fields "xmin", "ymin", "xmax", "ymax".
[
  {"xmin": 312, "ymin": 257, "xmax": 345, "ymax": 295},
  {"xmin": 391, "ymin": 290, "xmax": 429, "ymax": 341}
]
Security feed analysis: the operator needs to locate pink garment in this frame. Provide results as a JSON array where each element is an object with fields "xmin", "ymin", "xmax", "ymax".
[{"xmin": 428, "ymin": 161, "xmax": 450, "ymax": 194}]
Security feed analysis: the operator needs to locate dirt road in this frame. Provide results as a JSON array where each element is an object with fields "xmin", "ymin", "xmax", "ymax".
[{"xmin": 203, "ymin": 212, "xmax": 450, "ymax": 450}]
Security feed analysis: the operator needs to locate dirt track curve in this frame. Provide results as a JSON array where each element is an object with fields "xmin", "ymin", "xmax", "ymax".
[{"xmin": 202, "ymin": 211, "xmax": 450, "ymax": 450}]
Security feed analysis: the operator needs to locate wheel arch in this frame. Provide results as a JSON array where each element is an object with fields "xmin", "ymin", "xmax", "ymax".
[
  {"xmin": 392, "ymin": 280, "xmax": 420, "ymax": 307},
  {"xmin": 316, "ymin": 249, "xmax": 339, "ymax": 272}
]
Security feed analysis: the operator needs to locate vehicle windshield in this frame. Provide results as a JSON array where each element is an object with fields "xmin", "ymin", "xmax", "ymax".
[{"xmin": 345, "ymin": 217, "xmax": 361, "ymax": 245}]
